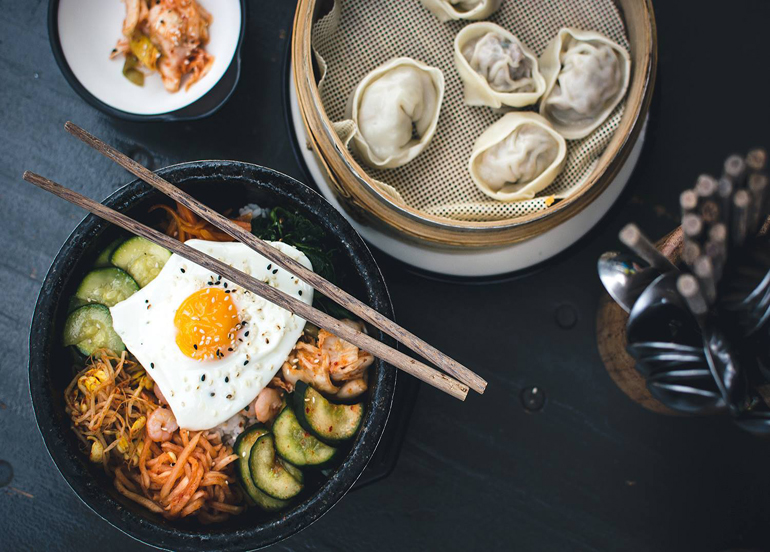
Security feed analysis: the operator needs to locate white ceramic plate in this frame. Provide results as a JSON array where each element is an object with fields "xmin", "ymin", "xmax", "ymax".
[
  {"xmin": 288, "ymin": 65, "xmax": 647, "ymax": 277},
  {"xmin": 57, "ymin": 0, "xmax": 241, "ymax": 116}
]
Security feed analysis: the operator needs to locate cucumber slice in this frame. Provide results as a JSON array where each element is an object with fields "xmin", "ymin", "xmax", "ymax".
[
  {"xmin": 293, "ymin": 381, "xmax": 365, "ymax": 444},
  {"xmin": 110, "ymin": 237, "xmax": 171, "ymax": 287},
  {"xmin": 94, "ymin": 238, "xmax": 125, "ymax": 268},
  {"xmin": 75, "ymin": 268, "xmax": 139, "ymax": 307},
  {"xmin": 273, "ymin": 406, "xmax": 337, "ymax": 466},
  {"xmin": 279, "ymin": 458, "xmax": 304, "ymax": 484},
  {"xmin": 63, "ymin": 304, "xmax": 125, "ymax": 356},
  {"xmin": 249, "ymin": 434, "xmax": 303, "ymax": 500},
  {"xmin": 233, "ymin": 425, "xmax": 290, "ymax": 511},
  {"xmin": 68, "ymin": 296, "xmax": 88, "ymax": 314}
]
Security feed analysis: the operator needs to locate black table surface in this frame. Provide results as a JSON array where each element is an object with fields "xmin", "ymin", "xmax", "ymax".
[{"xmin": 2, "ymin": 1, "xmax": 770, "ymax": 551}]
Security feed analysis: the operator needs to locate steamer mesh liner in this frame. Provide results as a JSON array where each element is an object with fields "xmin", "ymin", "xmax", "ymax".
[{"xmin": 311, "ymin": 0, "xmax": 630, "ymax": 223}]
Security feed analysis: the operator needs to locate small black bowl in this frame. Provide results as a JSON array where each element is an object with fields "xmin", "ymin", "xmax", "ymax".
[
  {"xmin": 29, "ymin": 161, "xmax": 397, "ymax": 550},
  {"xmin": 48, "ymin": 0, "xmax": 247, "ymax": 122}
]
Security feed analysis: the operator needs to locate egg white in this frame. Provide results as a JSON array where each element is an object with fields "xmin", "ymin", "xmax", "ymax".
[{"xmin": 110, "ymin": 239, "xmax": 313, "ymax": 430}]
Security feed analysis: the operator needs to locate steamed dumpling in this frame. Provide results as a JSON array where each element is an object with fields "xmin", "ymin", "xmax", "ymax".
[
  {"xmin": 420, "ymin": 0, "xmax": 502, "ymax": 22},
  {"xmin": 539, "ymin": 28, "xmax": 631, "ymax": 140},
  {"xmin": 347, "ymin": 57, "xmax": 445, "ymax": 169},
  {"xmin": 469, "ymin": 113, "xmax": 567, "ymax": 201},
  {"xmin": 454, "ymin": 22, "xmax": 545, "ymax": 108},
  {"xmin": 464, "ymin": 35, "xmax": 533, "ymax": 93}
]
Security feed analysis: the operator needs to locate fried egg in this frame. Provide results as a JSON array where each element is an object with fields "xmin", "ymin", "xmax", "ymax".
[{"xmin": 110, "ymin": 239, "xmax": 313, "ymax": 430}]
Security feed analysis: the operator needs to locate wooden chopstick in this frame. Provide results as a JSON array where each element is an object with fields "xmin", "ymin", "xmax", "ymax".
[
  {"xmin": 23, "ymin": 171, "xmax": 470, "ymax": 401},
  {"xmin": 63, "ymin": 121, "xmax": 487, "ymax": 395}
]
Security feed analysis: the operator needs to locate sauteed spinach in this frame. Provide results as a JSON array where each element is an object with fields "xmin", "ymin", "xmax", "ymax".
[{"xmin": 251, "ymin": 207, "xmax": 355, "ymax": 320}]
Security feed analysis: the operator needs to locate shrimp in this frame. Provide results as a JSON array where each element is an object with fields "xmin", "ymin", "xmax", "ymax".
[
  {"xmin": 335, "ymin": 378, "xmax": 368, "ymax": 401},
  {"xmin": 269, "ymin": 376, "xmax": 293, "ymax": 394},
  {"xmin": 147, "ymin": 408, "xmax": 178, "ymax": 442},
  {"xmin": 153, "ymin": 383, "xmax": 168, "ymax": 405},
  {"xmin": 252, "ymin": 388, "xmax": 283, "ymax": 424}
]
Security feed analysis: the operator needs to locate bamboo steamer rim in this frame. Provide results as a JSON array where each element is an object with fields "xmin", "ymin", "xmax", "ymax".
[{"xmin": 292, "ymin": 0, "xmax": 658, "ymax": 248}]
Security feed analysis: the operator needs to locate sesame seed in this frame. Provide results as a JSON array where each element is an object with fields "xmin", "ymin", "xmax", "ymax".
[
  {"xmin": 298, "ymin": 290, "xmax": 303, "ymax": 296},
  {"xmin": 244, "ymin": 360, "xmax": 249, "ymax": 366},
  {"xmin": 272, "ymin": 269, "xmax": 278, "ymax": 274},
  {"xmin": 150, "ymin": 363, "xmax": 155, "ymax": 369},
  {"xmin": 225, "ymin": 377, "xmax": 229, "ymax": 383},
  {"xmin": 201, "ymin": 374, "xmax": 206, "ymax": 381},
  {"xmin": 180, "ymin": 268, "xmax": 185, "ymax": 273},
  {"xmin": 266, "ymin": 264, "xmax": 272, "ymax": 270},
  {"xmin": 244, "ymin": 331, "xmax": 250, "ymax": 337},
  {"xmin": 210, "ymin": 392, "xmax": 215, "ymax": 397}
]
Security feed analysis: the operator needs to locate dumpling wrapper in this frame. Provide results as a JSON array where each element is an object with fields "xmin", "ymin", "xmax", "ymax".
[
  {"xmin": 347, "ymin": 57, "xmax": 445, "ymax": 169},
  {"xmin": 454, "ymin": 22, "xmax": 546, "ymax": 109},
  {"xmin": 539, "ymin": 28, "xmax": 631, "ymax": 140},
  {"xmin": 469, "ymin": 112, "xmax": 567, "ymax": 202},
  {"xmin": 420, "ymin": 0, "xmax": 502, "ymax": 22}
]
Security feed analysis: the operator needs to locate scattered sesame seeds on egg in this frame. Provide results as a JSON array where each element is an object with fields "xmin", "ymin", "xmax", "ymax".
[{"xmin": 110, "ymin": 239, "xmax": 314, "ymax": 430}]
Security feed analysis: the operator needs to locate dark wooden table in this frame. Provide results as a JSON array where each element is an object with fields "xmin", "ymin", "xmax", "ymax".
[{"xmin": 2, "ymin": 1, "xmax": 770, "ymax": 551}]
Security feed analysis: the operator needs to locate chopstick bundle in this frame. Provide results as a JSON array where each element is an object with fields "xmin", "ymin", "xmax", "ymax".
[
  {"xmin": 62, "ymin": 122, "xmax": 487, "ymax": 396},
  {"xmin": 23, "ymin": 171, "xmax": 472, "ymax": 401},
  {"xmin": 677, "ymin": 148, "xmax": 769, "ymax": 304}
]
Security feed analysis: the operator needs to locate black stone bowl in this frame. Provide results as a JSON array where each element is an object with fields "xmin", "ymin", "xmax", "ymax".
[{"xmin": 29, "ymin": 161, "xmax": 396, "ymax": 551}]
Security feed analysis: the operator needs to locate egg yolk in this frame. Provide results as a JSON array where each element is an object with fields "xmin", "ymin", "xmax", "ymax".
[{"xmin": 174, "ymin": 288, "xmax": 240, "ymax": 360}]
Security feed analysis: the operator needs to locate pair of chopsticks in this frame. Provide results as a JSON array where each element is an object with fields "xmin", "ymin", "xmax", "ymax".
[{"xmin": 23, "ymin": 122, "xmax": 486, "ymax": 401}]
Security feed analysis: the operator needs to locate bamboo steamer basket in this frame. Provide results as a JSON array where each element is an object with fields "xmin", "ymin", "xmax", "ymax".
[{"xmin": 292, "ymin": 0, "xmax": 657, "ymax": 249}]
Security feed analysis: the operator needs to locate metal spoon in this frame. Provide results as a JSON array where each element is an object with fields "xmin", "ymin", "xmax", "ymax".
[
  {"xmin": 598, "ymin": 252, "xmax": 661, "ymax": 313},
  {"xmin": 626, "ymin": 273, "xmax": 702, "ymax": 347}
]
